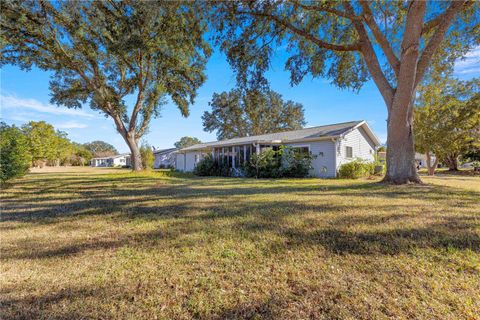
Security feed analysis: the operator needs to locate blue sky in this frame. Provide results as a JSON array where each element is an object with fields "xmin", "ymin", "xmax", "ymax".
[{"xmin": 1, "ymin": 46, "xmax": 479, "ymax": 153}]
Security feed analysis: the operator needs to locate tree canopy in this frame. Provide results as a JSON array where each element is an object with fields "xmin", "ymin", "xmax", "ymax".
[
  {"xmin": 203, "ymin": 89, "xmax": 306, "ymax": 140},
  {"xmin": 21, "ymin": 121, "xmax": 61, "ymax": 166},
  {"xmin": 415, "ymin": 77, "xmax": 480, "ymax": 173},
  {"xmin": 174, "ymin": 137, "xmax": 202, "ymax": 149},
  {"xmin": 2, "ymin": 120, "xmax": 91, "ymax": 168},
  {"xmin": 140, "ymin": 141, "xmax": 154, "ymax": 170},
  {"xmin": 210, "ymin": 0, "xmax": 479, "ymax": 183},
  {"xmin": 1, "ymin": 0, "xmax": 211, "ymax": 170},
  {"xmin": 83, "ymin": 141, "xmax": 118, "ymax": 158},
  {"xmin": 0, "ymin": 122, "xmax": 31, "ymax": 183}
]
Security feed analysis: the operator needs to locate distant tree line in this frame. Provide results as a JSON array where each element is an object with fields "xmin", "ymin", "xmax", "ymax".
[
  {"xmin": 414, "ymin": 77, "xmax": 480, "ymax": 175},
  {"xmin": 0, "ymin": 120, "xmax": 119, "ymax": 183}
]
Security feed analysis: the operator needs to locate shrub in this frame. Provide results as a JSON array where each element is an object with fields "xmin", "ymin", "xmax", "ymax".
[
  {"xmin": 338, "ymin": 159, "xmax": 375, "ymax": 179},
  {"xmin": 140, "ymin": 142, "xmax": 154, "ymax": 169},
  {"xmin": 0, "ymin": 123, "xmax": 31, "ymax": 183},
  {"xmin": 193, "ymin": 154, "xmax": 230, "ymax": 177},
  {"xmin": 244, "ymin": 146, "xmax": 314, "ymax": 178},
  {"xmin": 280, "ymin": 146, "xmax": 315, "ymax": 178},
  {"xmin": 193, "ymin": 154, "xmax": 216, "ymax": 176},
  {"xmin": 244, "ymin": 148, "xmax": 282, "ymax": 178},
  {"xmin": 194, "ymin": 147, "xmax": 314, "ymax": 178}
]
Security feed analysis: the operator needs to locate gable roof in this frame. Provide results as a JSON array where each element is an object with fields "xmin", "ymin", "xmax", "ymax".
[
  {"xmin": 179, "ymin": 120, "xmax": 381, "ymax": 152},
  {"xmin": 153, "ymin": 147, "xmax": 177, "ymax": 155}
]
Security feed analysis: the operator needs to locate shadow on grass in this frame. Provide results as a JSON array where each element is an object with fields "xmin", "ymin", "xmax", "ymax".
[
  {"xmin": 1, "ymin": 172, "xmax": 479, "ymax": 260},
  {"xmin": 0, "ymin": 285, "xmax": 107, "ymax": 320}
]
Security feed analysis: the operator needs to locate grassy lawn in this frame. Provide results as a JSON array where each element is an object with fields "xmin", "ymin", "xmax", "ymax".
[{"xmin": 1, "ymin": 167, "xmax": 479, "ymax": 319}]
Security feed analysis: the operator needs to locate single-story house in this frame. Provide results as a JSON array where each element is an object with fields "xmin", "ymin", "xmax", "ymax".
[
  {"xmin": 175, "ymin": 120, "xmax": 381, "ymax": 178},
  {"xmin": 90, "ymin": 153, "xmax": 131, "ymax": 167},
  {"xmin": 153, "ymin": 148, "xmax": 177, "ymax": 169}
]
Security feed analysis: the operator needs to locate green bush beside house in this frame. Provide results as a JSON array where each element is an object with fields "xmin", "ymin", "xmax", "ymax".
[
  {"xmin": 338, "ymin": 159, "xmax": 376, "ymax": 179},
  {"xmin": 194, "ymin": 146, "xmax": 314, "ymax": 178}
]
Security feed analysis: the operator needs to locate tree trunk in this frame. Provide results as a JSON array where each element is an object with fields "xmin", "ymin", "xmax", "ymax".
[
  {"xmin": 383, "ymin": 97, "xmax": 422, "ymax": 184},
  {"xmin": 380, "ymin": 2, "xmax": 424, "ymax": 184},
  {"xmin": 111, "ymin": 113, "xmax": 143, "ymax": 171},
  {"xmin": 443, "ymin": 154, "xmax": 459, "ymax": 171},
  {"xmin": 383, "ymin": 113, "xmax": 421, "ymax": 184},
  {"xmin": 425, "ymin": 151, "xmax": 438, "ymax": 176},
  {"xmin": 124, "ymin": 134, "xmax": 143, "ymax": 171}
]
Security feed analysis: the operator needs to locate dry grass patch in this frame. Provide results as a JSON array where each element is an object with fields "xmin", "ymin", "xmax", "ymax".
[{"xmin": 1, "ymin": 167, "xmax": 479, "ymax": 319}]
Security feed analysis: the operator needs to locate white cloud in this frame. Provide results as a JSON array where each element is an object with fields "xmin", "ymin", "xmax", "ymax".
[
  {"xmin": 55, "ymin": 121, "xmax": 88, "ymax": 129},
  {"xmin": 454, "ymin": 46, "xmax": 480, "ymax": 75},
  {"xmin": 0, "ymin": 94, "xmax": 96, "ymax": 118}
]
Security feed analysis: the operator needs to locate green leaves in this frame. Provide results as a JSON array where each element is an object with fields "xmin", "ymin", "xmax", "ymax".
[
  {"xmin": 174, "ymin": 137, "xmax": 202, "ymax": 149},
  {"xmin": 140, "ymin": 142, "xmax": 154, "ymax": 170},
  {"xmin": 1, "ymin": 1, "xmax": 210, "ymax": 168},
  {"xmin": 203, "ymin": 89, "xmax": 306, "ymax": 140},
  {"xmin": 211, "ymin": 1, "xmax": 478, "ymax": 92},
  {"xmin": 83, "ymin": 141, "xmax": 118, "ymax": 158},
  {"xmin": 415, "ymin": 78, "xmax": 480, "ymax": 166},
  {"xmin": 0, "ymin": 122, "xmax": 30, "ymax": 183}
]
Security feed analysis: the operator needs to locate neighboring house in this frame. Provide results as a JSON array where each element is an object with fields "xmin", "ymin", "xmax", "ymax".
[
  {"xmin": 153, "ymin": 148, "xmax": 177, "ymax": 169},
  {"xmin": 415, "ymin": 152, "xmax": 436, "ymax": 168},
  {"xmin": 90, "ymin": 153, "xmax": 131, "ymax": 167},
  {"xmin": 175, "ymin": 120, "xmax": 381, "ymax": 178}
]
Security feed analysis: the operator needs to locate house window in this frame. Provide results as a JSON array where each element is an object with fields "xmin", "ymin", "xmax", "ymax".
[
  {"xmin": 234, "ymin": 146, "xmax": 240, "ymax": 167},
  {"xmin": 245, "ymin": 145, "xmax": 252, "ymax": 162},
  {"xmin": 346, "ymin": 146, "xmax": 353, "ymax": 158},
  {"xmin": 239, "ymin": 146, "xmax": 245, "ymax": 165},
  {"xmin": 292, "ymin": 146, "xmax": 310, "ymax": 156}
]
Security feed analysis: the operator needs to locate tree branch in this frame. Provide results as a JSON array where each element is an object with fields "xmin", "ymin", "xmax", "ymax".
[
  {"xmin": 359, "ymin": 1, "xmax": 400, "ymax": 76},
  {"xmin": 342, "ymin": 2, "xmax": 394, "ymax": 108},
  {"xmin": 421, "ymin": 1, "xmax": 473, "ymax": 35},
  {"xmin": 135, "ymin": 113, "xmax": 151, "ymax": 140},
  {"xmin": 237, "ymin": 10, "xmax": 361, "ymax": 52},
  {"xmin": 108, "ymin": 102, "xmax": 128, "ymax": 136},
  {"xmin": 291, "ymin": 1, "xmax": 360, "ymax": 21},
  {"xmin": 415, "ymin": 0, "xmax": 469, "ymax": 87},
  {"xmin": 129, "ymin": 54, "xmax": 148, "ymax": 132}
]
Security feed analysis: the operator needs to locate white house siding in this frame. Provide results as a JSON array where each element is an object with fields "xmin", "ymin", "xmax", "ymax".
[
  {"xmin": 286, "ymin": 141, "xmax": 336, "ymax": 178},
  {"xmin": 176, "ymin": 152, "xmax": 205, "ymax": 172},
  {"xmin": 415, "ymin": 153, "xmax": 436, "ymax": 168},
  {"xmin": 112, "ymin": 157, "xmax": 126, "ymax": 167},
  {"xmin": 176, "ymin": 153, "xmax": 186, "ymax": 171},
  {"xmin": 336, "ymin": 127, "xmax": 376, "ymax": 171},
  {"xmin": 154, "ymin": 152, "xmax": 175, "ymax": 168},
  {"xmin": 91, "ymin": 155, "xmax": 129, "ymax": 167}
]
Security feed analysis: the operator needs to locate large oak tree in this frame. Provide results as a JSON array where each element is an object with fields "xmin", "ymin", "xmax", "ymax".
[
  {"xmin": 1, "ymin": 0, "xmax": 210, "ymax": 170},
  {"xmin": 211, "ymin": 0, "xmax": 479, "ymax": 183},
  {"xmin": 203, "ymin": 89, "xmax": 305, "ymax": 140}
]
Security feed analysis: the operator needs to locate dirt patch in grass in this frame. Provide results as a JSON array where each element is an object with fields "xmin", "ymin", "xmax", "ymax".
[{"xmin": 1, "ymin": 167, "xmax": 479, "ymax": 319}]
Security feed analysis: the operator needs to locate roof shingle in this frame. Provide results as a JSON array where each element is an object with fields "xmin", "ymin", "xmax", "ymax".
[{"xmin": 180, "ymin": 120, "xmax": 369, "ymax": 151}]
